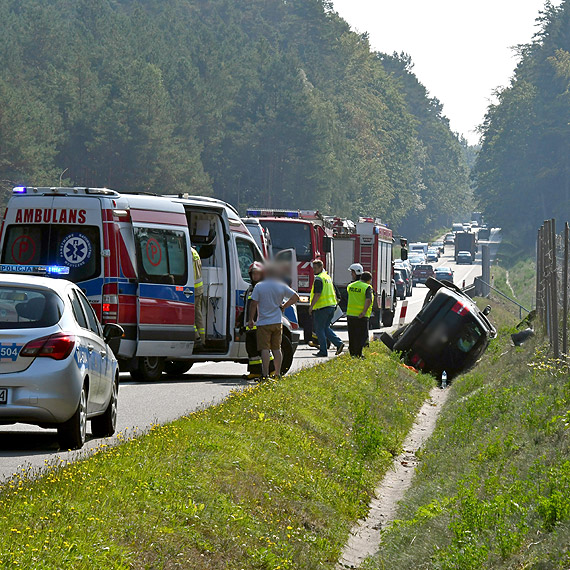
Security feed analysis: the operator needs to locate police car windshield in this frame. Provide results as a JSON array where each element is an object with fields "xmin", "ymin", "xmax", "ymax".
[
  {"xmin": 1, "ymin": 225, "xmax": 101, "ymax": 283},
  {"xmin": 0, "ymin": 287, "xmax": 64, "ymax": 329},
  {"xmin": 261, "ymin": 221, "xmax": 312, "ymax": 261}
]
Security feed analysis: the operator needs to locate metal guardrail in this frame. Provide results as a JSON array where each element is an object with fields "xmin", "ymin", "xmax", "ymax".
[{"xmin": 475, "ymin": 277, "xmax": 530, "ymax": 319}]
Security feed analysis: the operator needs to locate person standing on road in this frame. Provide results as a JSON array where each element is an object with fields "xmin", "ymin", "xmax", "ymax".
[
  {"xmin": 309, "ymin": 259, "xmax": 344, "ymax": 358},
  {"xmin": 192, "ymin": 246, "xmax": 205, "ymax": 348},
  {"xmin": 248, "ymin": 265, "xmax": 299, "ymax": 379},
  {"xmin": 243, "ymin": 262, "xmax": 266, "ymax": 380},
  {"xmin": 346, "ymin": 270, "xmax": 373, "ymax": 358}
]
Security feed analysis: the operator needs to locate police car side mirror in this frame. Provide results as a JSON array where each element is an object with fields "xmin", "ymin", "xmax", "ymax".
[
  {"xmin": 483, "ymin": 305, "xmax": 491, "ymax": 316},
  {"xmin": 103, "ymin": 323, "xmax": 124, "ymax": 343}
]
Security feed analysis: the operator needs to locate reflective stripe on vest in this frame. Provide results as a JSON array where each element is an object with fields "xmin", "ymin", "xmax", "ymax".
[
  {"xmin": 310, "ymin": 270, "xmax": 337, "ymax": 310},
  {"xmin": 347, "ymin": 281, "xmax": 373, "ymax": 317},
  {"xmin": 192, "ymin": 248, "xmax": 203, "ymax": 290}
]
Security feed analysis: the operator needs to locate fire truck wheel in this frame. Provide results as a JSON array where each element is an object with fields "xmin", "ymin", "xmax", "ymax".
[
  {"xmin": 164, "ymin": 360, "xmax": 194, "ymax": 377},
  {"xmin": 130, "ymin": 357, "xmax": 165, "ymax": 382},
  {"xmin": 369, "ymin": 310, "xmax": 381, "ymax": 330},
  {"xmin": 381, "ymin": 308, "xmax": 395, "ymax": 327},
  {"xmin": 281, "ymin": 334, "xmax": 294, "ymax": 375}
]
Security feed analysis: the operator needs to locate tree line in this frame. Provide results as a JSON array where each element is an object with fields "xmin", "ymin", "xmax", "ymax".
[
  {"xmin": 474, "ymin": 0, "xmax": 570, "ymax": 246},
  {"xmin": 0, "ymin": 0, "xmax": 472, "ymax": 238}
]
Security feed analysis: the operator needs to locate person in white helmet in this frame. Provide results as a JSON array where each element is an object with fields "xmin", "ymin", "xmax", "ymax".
[{"xmin": 348, "ymin": 263, "xmax": 364, "ymax": 282}]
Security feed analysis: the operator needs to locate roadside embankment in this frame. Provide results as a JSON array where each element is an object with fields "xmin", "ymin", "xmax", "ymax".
[
  {"xmin": 366, "ymin": 301, "xmax": 570, "ymax": 570},
  {"xmin": 1, "ymin": 349, "xmax": 432, "ymax": 569}
]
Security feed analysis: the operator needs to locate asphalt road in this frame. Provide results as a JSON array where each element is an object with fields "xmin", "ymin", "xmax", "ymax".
[{"xmin": 0, "ymin": 228, "xmax": 501, "ymax": 482}]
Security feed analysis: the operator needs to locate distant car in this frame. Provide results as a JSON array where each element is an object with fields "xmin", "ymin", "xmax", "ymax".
[
  {"xmin": 445, "ymin": 233, "xmax": 455, "ymax": 245},
  {"xmin": 432, "ymin": 240, "xmax": 445, "ymax": 254},
  {"xmin": 478, "ymin": 226, "xmax": 491, "ymax": 240},
  {"xmin": 0, "ymin": 272, "xmax": 123, "ymax": 450},
  {"xmin": 409, "ymin": 255, "xmax": 425, "ymax": 267},
  {"xmin": 426, "ymin": 248, "xmax": 439, "ymax": 263},
  {"xmin": 395, "ymin": 261, "xmax": 413, "ymax": 294},
  {"xmin": 435, "ymin": 267, "xmax": 454, "ymax": 282},
  {"xmin": 457, "ymin": 251, "xmax": 473, "ymax": 265},
  {"xmin": 381, "ymin": 277, "xmax": 496, "ymax": 380},
  {"xmin": 394, "ymin": 269, "xmax": 407, "ymax": 300},
  {"xmin": 413, "ymin": 264, "xmax": 435, "ymax": 285}
]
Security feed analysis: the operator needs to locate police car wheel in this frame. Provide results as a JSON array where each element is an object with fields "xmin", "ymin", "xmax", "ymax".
[
  {"xmin": 58, "ymin": 383, "xmax": 88, "ymax": 450},
  {"xmin": 165, "ymin": 360, "xmax": 194, "ymax": 376},
  {"xmin": 130, "ymin": 357, "xmax": 165, "ymax": 382},
  {"xmin": 91, "ymin": 376, "xmax": 118, "ymax": 438}
]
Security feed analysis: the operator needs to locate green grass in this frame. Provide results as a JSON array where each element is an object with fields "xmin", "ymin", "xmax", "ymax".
[
  {"xmin": 490, "ymin": 257, "xmax": 536, "ymax": 314},
  {"xmin": 366, "ymin": 301, "xmax": 570, "ymax": 569},
  {"xmin": 0, "ymin": 348, "xmax": 433, "ymax": 569}
]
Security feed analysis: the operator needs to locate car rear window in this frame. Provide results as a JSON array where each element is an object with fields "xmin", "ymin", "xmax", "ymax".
[
  {"xmin": 0, "ymin": 287, "xmax": 64, "ymax": 329},
  {"xmin": 2, "ymin": 225, "xmax": 101, "ymax": 283},
  {"xmin": 416, "ymin": 265, "xmax": 433, "ymax": 271}
]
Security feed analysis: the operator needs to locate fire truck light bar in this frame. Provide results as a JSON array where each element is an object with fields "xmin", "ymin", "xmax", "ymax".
[
  {"xmin": 12, "ymin": 187, "xmax": 27, "ymax": 194},
  {"xmin": 247, "ymin": 209, "xmax": 300, "ymax": 219}
]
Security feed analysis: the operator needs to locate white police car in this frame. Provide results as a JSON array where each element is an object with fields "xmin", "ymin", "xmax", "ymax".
[{"xmin": 0, "ymin": 266, "xmax": 123, "ymax": 449}]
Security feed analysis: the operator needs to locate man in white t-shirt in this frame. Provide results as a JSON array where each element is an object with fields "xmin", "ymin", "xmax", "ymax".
[{"xmin": 248, "ymin": 266, "xmax": 299, "ymax": 379}]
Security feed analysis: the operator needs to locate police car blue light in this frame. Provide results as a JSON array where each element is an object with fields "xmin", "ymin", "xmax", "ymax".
[
  {"xmin": 0, "ymin": 264, "xmax": 70, "ymax": 275},
  {"xmin": 12, "ymin": 186, "xmax": 27, "ymax": 194}
]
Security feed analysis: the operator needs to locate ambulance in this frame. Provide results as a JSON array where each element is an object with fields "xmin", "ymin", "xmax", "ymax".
[{"xmin": 0, "ymin": 187, "xmax": 300, "ymax": 381}]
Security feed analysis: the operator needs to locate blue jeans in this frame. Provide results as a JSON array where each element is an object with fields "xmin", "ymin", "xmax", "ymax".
[{"xmin": 313, "ymin": 306, "xmax": 342, "ymax": 355}]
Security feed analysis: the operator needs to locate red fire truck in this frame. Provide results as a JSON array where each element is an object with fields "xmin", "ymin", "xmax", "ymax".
[
  {"xmin": 247, "ymin": 208, "xmax": 333, "ymax": 341},
  {"xmin": 331, "ymin": 217, "xmax": 397, "ymax": 328}
]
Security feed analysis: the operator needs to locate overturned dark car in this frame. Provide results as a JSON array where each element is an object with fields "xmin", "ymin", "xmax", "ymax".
[{"xmin": 381, "ymin": 278, "xmax": 496, "ymax": 380}]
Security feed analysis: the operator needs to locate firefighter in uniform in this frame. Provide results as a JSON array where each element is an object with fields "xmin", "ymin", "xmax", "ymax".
[
  {"xmin": 192, "ymin": 247, "xmax": 205, "ymax": 347},
  {"xmin": 309, "ymin": 259, "xmax": 344, "ymax": 357},
  {"xmin": 346, "ymin": 270, "xmax": 373, "ymax": 358},
  {"xmin": 243, "ymin": 262, "xmax": 274, "ymax": 379}
]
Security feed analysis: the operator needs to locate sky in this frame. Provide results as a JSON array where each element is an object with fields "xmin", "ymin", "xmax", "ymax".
[{"xmin": 332, "ymin": 0, "xmax": 562, "ymax": 144}]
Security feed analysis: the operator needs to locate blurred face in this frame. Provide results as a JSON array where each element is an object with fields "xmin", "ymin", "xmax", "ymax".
[
  {"xmin": 251, "ymin": 269, "xmax": 263, "ymax": 283},
  {"xmin": 351, "ymin": 270, "xmax": 358, "ymax": 280},
  {"xmin": 313, "ymin": 263, "xmax": 322, "ymax": 274}
]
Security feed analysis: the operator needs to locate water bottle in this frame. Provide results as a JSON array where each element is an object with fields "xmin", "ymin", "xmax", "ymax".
[{"xmin": 441, "ymin": 371, "xmax": 447, "ymax": 389}]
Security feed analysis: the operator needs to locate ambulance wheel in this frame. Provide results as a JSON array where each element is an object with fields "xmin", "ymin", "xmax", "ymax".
[
  {"xmin": 165, "ymin": 360, "xmax": 193, "ymax": 377},
  {"xmin": 130, "ymin": 357, "xmax": 165, "ymax": 382},
  {"xmin": 281, "ymin": 335, "xmax": 294, "ymax": 375}
]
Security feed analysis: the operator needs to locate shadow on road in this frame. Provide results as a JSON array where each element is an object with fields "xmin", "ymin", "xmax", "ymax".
[{"xmin": 120, "ymin": 373, "xmax": 249, "ymax": 387}]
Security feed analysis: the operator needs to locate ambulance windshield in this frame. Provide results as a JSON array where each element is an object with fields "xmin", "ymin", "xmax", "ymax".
[
  {"xmin": 1, "ymin": 225, "xmax": 101, "ymax": 283},
  {"xmin": 261, "ymin": 221, "xmax": 312, "ymax": 261}
]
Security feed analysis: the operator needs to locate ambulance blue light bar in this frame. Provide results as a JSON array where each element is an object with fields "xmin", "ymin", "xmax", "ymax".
[
  {"xmin": 13, "ymin": 186, "xmax": 27, "ymax": 194},
  {"xmin": 0, "ymin": 264, "xmax": 70, "ymax": 276}
]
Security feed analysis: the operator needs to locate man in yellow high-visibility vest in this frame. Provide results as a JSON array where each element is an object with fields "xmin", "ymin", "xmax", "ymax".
[
  {"xmin": 309, "ymin": 259, "xmax": 344, "ymax": 357},
  {"xmin": 192, "ymin": 247, "xmax": 205, "ymax": 347},
  {"xmin": 346, "ymin": 270, "xmax": 373, "ymax": 358}
]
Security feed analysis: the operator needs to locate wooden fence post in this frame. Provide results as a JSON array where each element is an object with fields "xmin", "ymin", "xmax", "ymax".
[
  {"xmin": 551, "ymin": 219, "xmax": 559, "ymax": 358},
  {"xmin": 563, "ymin": 221, "xmax": 569, "ymax": 357}
]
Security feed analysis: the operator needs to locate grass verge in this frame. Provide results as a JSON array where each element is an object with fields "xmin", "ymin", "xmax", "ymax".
[
  {"xmin": 367, "ymin": 301, "xmax": 570, "ymax": 569},
  {"xmin": 1, "ymin": 349, "xmax": 433, "ymax": 569}
]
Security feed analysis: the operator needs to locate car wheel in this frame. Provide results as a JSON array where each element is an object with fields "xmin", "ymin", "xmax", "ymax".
[
  {"xmin": 91, "ymin": 376, "xmax": 118, "ymax": 438},
  {"xmin": 281, "ymin": 334, "xmax": 294, "ymax": 375},
  {"xmin": 130, "ymin": 357, "xmax": 165, "ymax": 382},
  {"xmin": 380, "ymin": 332, "xmax": 395, "ymax": 350},
  {"xmin": 58, "ymin": 383, "xmax": 88, "ymax": 450},
  {"xmin": 164, "ymin": 360, "xmax": 194, "ymax": 377}
]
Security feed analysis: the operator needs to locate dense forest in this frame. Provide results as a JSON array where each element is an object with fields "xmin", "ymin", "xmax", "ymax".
[
  {"xmin": 0, "ymin": 0, "xmax": 472, "ymax": 238},
  {"xmin": 474, "ymin": 0, "xmax": 570, "ymax": 246}
]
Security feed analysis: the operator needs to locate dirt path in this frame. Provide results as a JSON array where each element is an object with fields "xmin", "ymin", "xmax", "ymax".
[{"xmin": 337, "ymin": 386, "xmax": 450, "ymax": 569}]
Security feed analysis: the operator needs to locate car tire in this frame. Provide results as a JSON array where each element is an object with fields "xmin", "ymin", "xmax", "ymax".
[
  {"xmin": 164, "ymin": 360, "xmax": 194, "ymax": 376},
  {"xmin": 91, "ymin": 376, "xmax": 118, "ymax": 438},
  {"xmin": 380, "ymin": 332, "xmax": 395, "ymax": 350},
  {"xmin": 58, "ymin": 383, "xmax": 88, "ymax": 450},
  {"xmin": 130, "ymin": 357, "xmax": 165, "ymax": 382},
  {"xmin": 280, "ymin": 334, "xmax": 294, "ymax": 375}
]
